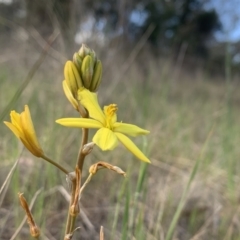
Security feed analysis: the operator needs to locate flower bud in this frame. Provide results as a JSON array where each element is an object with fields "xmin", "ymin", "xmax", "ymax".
[
  {"xmin": 90, "ymin": 60, "xmax": 102, "ymax": 92},
  {"xmin": 64, "ymin": 61, "xmax": 83, "ymax": 95},
  {"xmin": 89, "ymin": 50, "xmax": 96, "ymax": 63},
  {"xmin": 81, "ymin": 55, "xmax": 94, "ymax": 88},
  {"xmin": 71, "ymin": 44, "xmax": 102, "ymax": 92},
  {"xmin": 73, "ymin": 52, "xmax": 82, "ymax": 71}
]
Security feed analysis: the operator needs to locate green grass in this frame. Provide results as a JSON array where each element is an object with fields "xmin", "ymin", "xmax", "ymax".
[{"xmin": 1, "ymin": 46, "xmax": 240, "ymax": 240}]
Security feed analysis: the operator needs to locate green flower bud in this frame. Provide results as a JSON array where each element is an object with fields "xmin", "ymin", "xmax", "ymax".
[
  {"xmin": 81, "ymin": 55, "xmax": 94, "ymax": 89},
  {"xmin": 73, "ymin": 53, "xmax": 82, "ymax": 72},
  {"xmin": 90, "ymin": 60, "xmax": 102, "ymax": 92},
  {"xmin": 70, "ymin": 44, "xmax": 102, "ymax": 91},
  {"xmin": 89, "ymin": 50, "xmax": 97, "ymax": 64}
]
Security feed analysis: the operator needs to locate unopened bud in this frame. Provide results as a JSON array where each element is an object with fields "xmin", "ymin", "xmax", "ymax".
[
  {"xmin": 90, "ymin": 60, "xmax": 102, "ymax": 92},
  {"xmin": 73, "ymin": 53, "xmax": 83, "ymax": 71},
  {"xmin": 71, "ymin": 44, "xmax": 102, "ymax": 91},
  {"xmin": 64, "ymin": 61, "xmax": 83, "ymax": 94},
  {"xmin": 89, "ymin": 50, "xmax": 96, "ymax": 63},
  {"xmin": 81, "ymin": 55, "xmax": 94, "ymax": 88}
]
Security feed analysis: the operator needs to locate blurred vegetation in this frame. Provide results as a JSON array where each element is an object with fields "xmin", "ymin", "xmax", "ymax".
[
  {"xmin": 0, "ymin": 0, "xmax": 239, "ymax": 76},
  {"xmin": 130, "ymin": 0, "xmax": 220, "ymax": 56},
  {"xmin": 0, "ymin": 3, "xmax": 223, "ymax": 53}
]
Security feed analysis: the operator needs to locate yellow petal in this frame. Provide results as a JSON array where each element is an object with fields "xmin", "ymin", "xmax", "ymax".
[
  {"xmin": 62, "ymin": 80, "xmax": 79, "ymax": 110},
  {"xmin": 21, "ymin": 106, "xmax": 40, "ymax": 148},
  {"xmin": 21, "ymin": 106, "xmax": 43, "ymax": 157},
  {"xmin": 93, "ymin": 128, "xmax": 118, "ymax": 150},
  {"xmin": 78, "ymin": 88, "xmax": 105, "ymax": 124},
  {"xmin": 115, "ymin": 132, "xmax": 150, "ymax": 163},
  {"xmin": 4, "ymin": 121, "xmax": 23, "ymax": 139},
  {"xmin": 20, "ymin": 137, "xmax": 41, "ymax": 156},
  {"xmin": 113, "ymin": 122, "xmax": 150, "ymax": 137},
  {"xmin": 10, "ymin": 111, "xmax": 23, "ymax": 133},
  {"xmin": 56, "ymin": 118, "xmax": 102, "ymax": 129},
  {"xmin": 4, "ymin": 121, "xmax": 41, "ymax": 157}
]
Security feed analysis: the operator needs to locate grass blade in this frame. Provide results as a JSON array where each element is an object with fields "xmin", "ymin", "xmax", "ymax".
[{"xmin": 165, "ymin": 126, "xmax": 214, "ymax": 240}]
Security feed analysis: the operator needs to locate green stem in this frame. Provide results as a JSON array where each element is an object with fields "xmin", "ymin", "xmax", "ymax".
[
  {"xmin": 69, "ymin": 216, "xmax": 77, "ymax": 235},
  {"xmin": 41, "ymin": 155, "xmax": 69, "ymax": 174},
  {"xmin": 65, "ymin": 177, "xmax": 77, "ymax": 235}
]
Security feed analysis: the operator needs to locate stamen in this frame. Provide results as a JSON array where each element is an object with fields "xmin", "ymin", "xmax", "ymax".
[
  {"xmin": 104, "ymin": 104, "xmax": 118, "ymax": 129},
  {"xmin": 105, "ymin": 104, "xmax": 118, "ymax": 117}
]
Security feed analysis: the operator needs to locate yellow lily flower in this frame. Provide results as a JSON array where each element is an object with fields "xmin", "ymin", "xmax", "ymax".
[
  {"xmin": 4, "ymin": 105, "xmax": 44, "ymax": 157},
  {"xmin": 56, "ymin": 88, "xmax": 150, "ymax": 163}
]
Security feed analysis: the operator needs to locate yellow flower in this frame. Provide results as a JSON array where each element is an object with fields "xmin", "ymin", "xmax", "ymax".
[
  {"xmin": 56, "ymin": 88, "xmax": 150, "ymax": 163},
  {"xmin": 4, "ymin": 105, "xmax": 44, "ymax": 157}
]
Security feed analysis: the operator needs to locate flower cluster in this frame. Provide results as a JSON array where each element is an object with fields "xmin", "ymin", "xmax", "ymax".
[
  {"xmin": 63, "ymin": 44, "xmax": 102, "ymax": 111},
  {"xmin": 4, "ymin": 44, "xmax": 150, "ymax": 163}
]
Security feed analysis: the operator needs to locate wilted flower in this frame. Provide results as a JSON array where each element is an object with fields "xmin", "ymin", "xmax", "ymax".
[{"xmin": 18, "ymin": 193, "xmax": 40, "ymax": 238}]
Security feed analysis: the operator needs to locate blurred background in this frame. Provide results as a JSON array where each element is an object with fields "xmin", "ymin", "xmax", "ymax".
[
  {"xmin": 0, "ymin": 0, "xmax": 240, "ymax": 239},
  {"xmin": 1, "ymin": 0, "xmax": 240, "ymax": 69}
]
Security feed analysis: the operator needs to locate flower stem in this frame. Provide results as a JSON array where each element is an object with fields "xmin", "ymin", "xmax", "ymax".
[
  {"xmin": 77, "ymin": 128, "xmax": 89, "ymax": 170},
  {"xmin": 69, "ymin": 216, "xmax": 77, "ymax": 235},
  {"xmin": 65, "ymin": 110, "xmax": 89, "ymax": 236},
  {"xmin": 65, "ymin": 176, "xmax": 76, "ymax": 235},
  {"xmin": 41, "ymin": 155, "xmax": 69, "ymax": 174}
]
